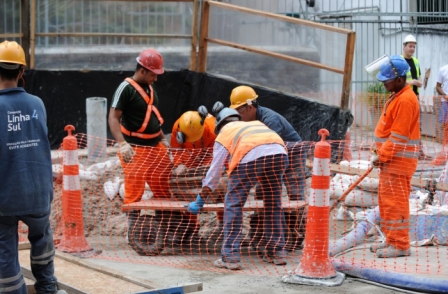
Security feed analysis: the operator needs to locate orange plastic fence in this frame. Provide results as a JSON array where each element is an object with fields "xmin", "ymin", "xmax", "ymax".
[{"xmin": 39, "ymin": 127, "xmax": 448, "ymax": 280}]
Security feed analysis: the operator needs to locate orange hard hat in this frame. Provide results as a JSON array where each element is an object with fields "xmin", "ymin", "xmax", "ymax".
[
  {"xmin": 0, "ymin": 41, "xmax": 26, "ymax": 68},
  {"xmin": 136, "ymin": 48, "xmax": 164, "ymax": 74},
  {"xmin": 229, "ymin": 86, "xmax": 258, "ymax": 109}
]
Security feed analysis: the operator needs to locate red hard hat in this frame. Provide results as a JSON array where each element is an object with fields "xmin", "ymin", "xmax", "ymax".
[{"xmin": 136, "ymin": 49, "xmax": 164, "ymax": 74}]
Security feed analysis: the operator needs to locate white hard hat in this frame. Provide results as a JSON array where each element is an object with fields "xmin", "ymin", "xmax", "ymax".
[{"xmin": 403, "ymin": 34, "xmax": 417, "ymax": 44}]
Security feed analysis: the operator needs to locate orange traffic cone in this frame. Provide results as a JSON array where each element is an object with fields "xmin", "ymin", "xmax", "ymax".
[
  {"xmin": 282, "ymin": 129, "xmax": 345, "ymax": 286},
  {"xmin": 57, "ymin": 125, "xmax": 98, "ymax": 257},
  {"xmin": 18, "ymin": 221, "xmax": 27, "ymax": 244}
]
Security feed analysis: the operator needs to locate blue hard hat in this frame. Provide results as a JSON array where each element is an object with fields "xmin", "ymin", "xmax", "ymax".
[
  {"xmin": 215, "ymin": 107, "xmax": 241, "ymax": 134},
  {"xmin": 376, "ymin": 55, "xmax": 410, "ymax": 82}
]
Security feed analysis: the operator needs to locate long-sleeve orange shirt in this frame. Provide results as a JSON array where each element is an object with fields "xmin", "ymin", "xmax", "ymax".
[
  {"xmin": 374, "ymin": 84, "xmax": 420, "ymax": 176},
  {"xmin": 170, "ymin": 115, "xmax": 217, "ymax": 168}
]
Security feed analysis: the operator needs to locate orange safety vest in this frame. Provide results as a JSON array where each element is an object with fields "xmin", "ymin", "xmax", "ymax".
[
  {"xmin": 215, "ymin": 120, "xmax": 285, "ymax": 175},
  {"xmin": 120, "ymin": 78, "xmax": 164, "ymax": 139},
  {"xmin": 374, "ymin": 84, "xmax": 420, "ymax": 176}
]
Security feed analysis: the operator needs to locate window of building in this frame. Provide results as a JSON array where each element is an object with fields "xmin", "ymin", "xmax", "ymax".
[{"xmin": 416, "ymin": 0, "xmax": 448, "ymax": 24}]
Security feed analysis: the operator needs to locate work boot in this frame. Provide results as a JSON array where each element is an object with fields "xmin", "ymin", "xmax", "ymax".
[
  {"xmin": 214, "ymin": 258, "xmax": 242, "ymax": 270},
  {"xmin": 263, "ymin": 255, "xmax": 287, "ymax": 266},
  {"xmin": 376, "ymin": 246, "xmax": 411, "ymax": 258},
  {"xmin": 369, "ymin": 242, "xmax": 388, "ymax": 253}
]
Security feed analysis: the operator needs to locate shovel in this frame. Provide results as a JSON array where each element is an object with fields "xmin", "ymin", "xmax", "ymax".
[{"xmin": 329, "ymin": 166, "xmax": 374, "ymax": 212}]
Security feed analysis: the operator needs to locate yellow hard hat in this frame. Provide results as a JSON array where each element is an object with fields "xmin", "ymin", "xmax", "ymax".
[
  {"xmin": 178, "ymin": 111, "xmax": 205, "ymax": 143},
  {"xmin": 0, "ymin": 41, "xmax": 26, "ymax": 68},
  {"xmin": 229, "ymin": 86, "xmax": 258, "ymax": 109}
]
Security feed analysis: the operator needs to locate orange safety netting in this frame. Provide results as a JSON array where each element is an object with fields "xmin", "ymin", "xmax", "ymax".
[{"xmin": 30, "ymin": 131, "xmax": 448, "ymax": 279}]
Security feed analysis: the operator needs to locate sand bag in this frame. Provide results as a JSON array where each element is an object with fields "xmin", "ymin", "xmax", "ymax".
[{"xmin": 344, "ymin": 189, "xmax": 378, "ymax": 207}]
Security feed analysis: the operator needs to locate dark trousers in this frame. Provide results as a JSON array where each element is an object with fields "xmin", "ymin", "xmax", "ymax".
[
  {"xmin": 222, "ymin": 153, "xmax": 288, "ymax": 262},
  {"xmin": 285, "ymin": 142, "xmax": 308, "ymax": 200},
  {"xmin": 0, "ymin": 210, "xmax": 57, "ymax": 294}
]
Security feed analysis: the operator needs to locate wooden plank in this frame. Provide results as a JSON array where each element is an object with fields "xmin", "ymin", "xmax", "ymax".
[
  {"xmin": 340, "ymin": 31, "xmax": 356, "ymax": 110},
  {"xmin": 36, "ymin": 32, "xmax": 191, "ymax": 39},
  {"xmin": 207, "ymin": 0, "xmax": 352, "ymax": 34},
  {"xmin": 197, "ymin": 1, "xmax": 210, "ymax": 72},
  {"xmin": 20, "ymin": 0, "xmax": 31, "ymax": 66},
  {"xmin": 0, "ymin": 33, "xmax": 23, "ymax": 38},
  {"xmin": 30, "ymin": 0, "xmax": 36, "ymax": 69},
  {"xmin": 189, "ymin": 0, "xmax": 199, "ymax": 71},
  {"xmin": 19, "ymin": 242, "xmax": 31, "ymax": 250},
  {"xmin": 122, "ymin": 199, "xmax": 306, "ymax": 212},
  {"xmin": 55, "ymin": 251, "xmax": 161, "ymax": 290},
  {"xmin": 22, "ymin": 267, "xmax": 88, "ymax": 294},
  {"xmin": 169, "ymin": 176, "xmax": 203, "ymax": 184},
  {"xmin": 207, "ymin": 38, "xmax": 344, "ymax": 74},
  {"xmin": 306, "ymin": 159, "xmax": 448, "ymax": 192}
]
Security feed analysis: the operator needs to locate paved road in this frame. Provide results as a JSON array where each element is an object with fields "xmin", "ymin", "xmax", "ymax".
[{"xmin": 86, "ymin": 258, "xmax": 419, "ymax": 294}]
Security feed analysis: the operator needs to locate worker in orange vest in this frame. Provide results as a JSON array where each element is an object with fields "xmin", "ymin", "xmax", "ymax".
[
  {"xmin": 370, "ymin": 55, "xmax": 420, "ymax": 258},
  {"xmin": 187, "ymin": 105, "xmax": 288, "ymax": 270},
  {"xmin": 108, "ymin": 48, "xmax": 172, "ymax": 254}
]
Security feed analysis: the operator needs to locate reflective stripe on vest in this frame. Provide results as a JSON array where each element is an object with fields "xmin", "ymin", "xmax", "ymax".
[
  {"xmin": 216, "ymin": 121, "xmax": 285, "ymax": 174},
  {"xmin": 402, "ymin": 55, "xmax": 420, "ymax": 94},
  {"xmin": 120, "ymin": 78, "xmax": 164, "ymax": 139}
]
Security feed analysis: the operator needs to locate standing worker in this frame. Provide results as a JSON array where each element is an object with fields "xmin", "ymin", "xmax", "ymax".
[
  {"xmin": 430, "ymin": 63, "xmax": 448, "ymax": 165},
  {"xmin": 401, "ymin": 34, "xmax": 431, "ymax": 160},
  {"xmin": 0, "ymin": 41, "xmax": 67, "ymax": 294},
  {"xmin": 187, "ymin": 106, "xmax": 288, "ymax": 270},
  {"xmin": 108, "ymin": 48, "xmax": 172, "ymax": 254},
  {"xmin": 370, "ymin": 55, "xmax": 420, "ymax": 258}
]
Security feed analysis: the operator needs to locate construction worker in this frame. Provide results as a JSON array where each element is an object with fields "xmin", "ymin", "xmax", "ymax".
[
  {"xmin": 108, "ymin": 48, "xmax": 172, "ymax": 254},
  {"xmin": 187, "ymin": 105, "xmax": 288, "ymax": 270},
  {"xmin": 170, "ymin": 106, "xmax": 224, "ymax": 237},
  {"xmin": 170, "ymin": 106, "xmax": 216, "ymax": 174},
  {"xmin": 228, "ymin": 85, "xmax": 306, "ymax": 201},
  {"xmin": 431, "ymin": 63, "xmax": 448, "ymax": 165},
  {"xmin": 0, "ymin": 41, "xmax": 67, "ymax": 294},
  {"xmin": 370, "ymin": 55, "xmax": 420, "ymax": 258},
  {"xmin": 401, "ymin": 34, "xmax": 431, "ymax": 160}
]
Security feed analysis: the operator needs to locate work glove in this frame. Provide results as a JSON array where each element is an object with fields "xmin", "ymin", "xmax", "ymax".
[
  {"xmin": 173, "ymin": 164, "xmax": 187, "ymax": 176},
  {"xmin": 119, "ymin": 141, "xmax": 135, "ymax": 163},
  {"xmin": 160, "ymin": 138, "xmax": 170, "ymax": 148},
  {"xmin": 370, "ymin": 149, "xmax": 380, "ymax": 167},
  {"xmin": 187, "ymin": 194, "xmax": 205, "ymax": 214}
]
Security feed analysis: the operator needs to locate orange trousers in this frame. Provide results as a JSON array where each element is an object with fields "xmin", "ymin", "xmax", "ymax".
[
  {"xmin": 378, "ymin": 170, "xmax": 411, "ymax": 250},
  {"xmin": 120, "ymin": 142, "xmax": 173, "ymax": 204}
]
